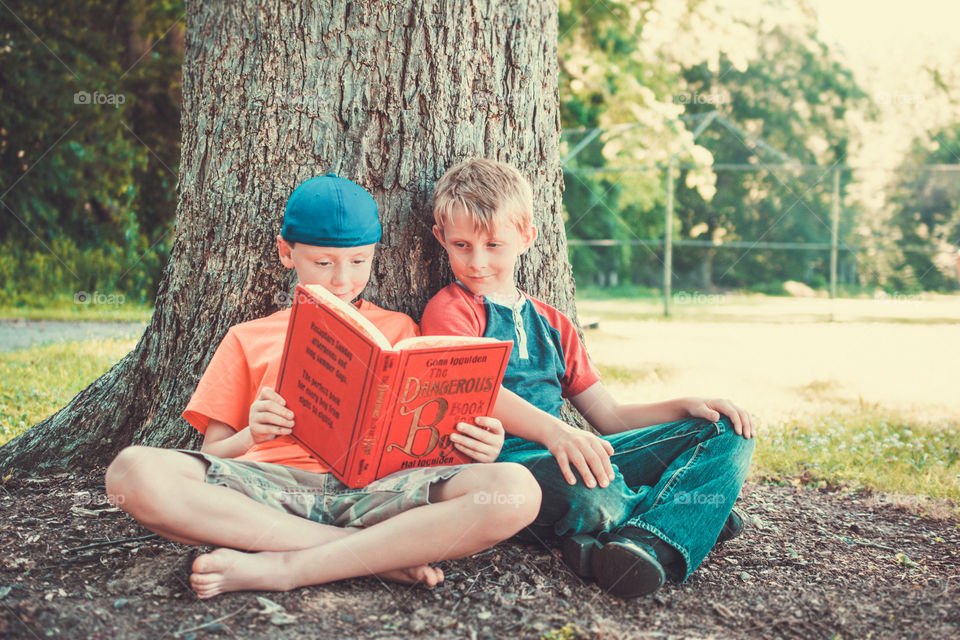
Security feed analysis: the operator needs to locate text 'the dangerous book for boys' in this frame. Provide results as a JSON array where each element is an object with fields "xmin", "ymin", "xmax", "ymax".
[{"xmin": 276, "ymin": 284, "xmax": 512, "ymax": 488}]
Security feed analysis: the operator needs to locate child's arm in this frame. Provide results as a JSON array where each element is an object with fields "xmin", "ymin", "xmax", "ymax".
[
  {"xmin": 199, "ymin": 387, "xmax": 295, "ymax": 458},
  {"xmin": 493, "ymin": 388, "xmax": 616, "ymax": 488},
  {"xmin": 570, "ymin": 382, "xmax": 756, "ymax": 439}
]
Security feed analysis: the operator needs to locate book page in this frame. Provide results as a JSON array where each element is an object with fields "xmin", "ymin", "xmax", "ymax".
[
  {"xmin": 299, "ymin": 284, "xmax": 392, "ymax": 351},
  {"xmin": 392, "ymin": 335, "xmax": 502, "ymax": 351}
]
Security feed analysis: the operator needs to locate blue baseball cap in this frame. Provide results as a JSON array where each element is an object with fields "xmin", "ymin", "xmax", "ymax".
[{"xmin": 281, "ymin": 173, "xmax": 382, "ymax": 247}]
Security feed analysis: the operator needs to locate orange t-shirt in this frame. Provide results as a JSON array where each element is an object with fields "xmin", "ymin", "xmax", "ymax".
[{"xmin": 182, "ymin": 300, "xmax": 419, "ymax": 473}]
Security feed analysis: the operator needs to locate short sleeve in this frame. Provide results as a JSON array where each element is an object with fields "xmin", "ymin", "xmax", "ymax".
[
  {"xmin": 530, "ymin": 300, "xmax": 601, "ymax": 398},
  {"xmin": 182, "ymin": 329, "xmax": 254, "ymax": 434},
  {"xmin": 420, "ymin": 286, "xmax": 486, "ymax": 338}
]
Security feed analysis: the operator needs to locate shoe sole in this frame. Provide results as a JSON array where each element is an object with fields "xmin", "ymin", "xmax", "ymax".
[{"xmin": 592, "ymin": 541, "xmax": 665, "ymax": 598}]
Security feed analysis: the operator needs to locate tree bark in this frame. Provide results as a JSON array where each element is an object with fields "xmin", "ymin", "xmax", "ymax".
[{"xmin": 1, "ymin": 0, "xmax": 575, "ymax": 472}]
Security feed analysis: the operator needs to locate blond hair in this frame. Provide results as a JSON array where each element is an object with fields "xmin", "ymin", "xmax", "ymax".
[{"xmin": 432, "ymin": 158, "xmax": 534, "ymax": 235}]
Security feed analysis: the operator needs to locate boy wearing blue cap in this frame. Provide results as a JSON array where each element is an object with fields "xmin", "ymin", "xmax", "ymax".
[{"xmin": 105, "ymin": 174, "xmax": 541, "ymax": 598}]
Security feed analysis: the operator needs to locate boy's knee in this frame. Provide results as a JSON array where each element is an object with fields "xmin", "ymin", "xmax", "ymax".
[
  {"xmin": 105, "ymin": 446, "xmax": 152, "ymax": 496},
  {"xmin": 713, "ymin": 419, "xmax": 756, "ymax": 469},
  {"xmin": 105, "ymin": 446, "xmax": 199, "ymax": 521},
  {"xmin": 482, "ymin": 462, "xmax": 542, "ymax": 531}
]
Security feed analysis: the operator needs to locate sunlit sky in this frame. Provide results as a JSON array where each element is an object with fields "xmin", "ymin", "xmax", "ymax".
[
  {"xmin": 806, "ymin": 0, "xmax": 960, "ymax": 172},
  {"xmin": 808, "ymin": 0, "xmax": 960, "ymax": 104},
  {"xmin": 810, "ymin": 0, "xmax": 960, "ymax": 66}
]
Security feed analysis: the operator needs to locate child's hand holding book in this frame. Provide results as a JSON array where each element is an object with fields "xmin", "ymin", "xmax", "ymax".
[
  {"xmin": 248, "ymin": 386, "xmax": 296, "ymax": 444},
  {"xmin": 451, "ymin": 416, "xmax": 505, "ymax": 463}
]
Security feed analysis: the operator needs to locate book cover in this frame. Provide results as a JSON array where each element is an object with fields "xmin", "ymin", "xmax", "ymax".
[{"xmin": 276, "ymin": 284, "xmax": 512, "ymax": 487}]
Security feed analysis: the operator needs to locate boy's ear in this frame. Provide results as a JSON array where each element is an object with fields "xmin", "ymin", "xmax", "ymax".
[
  {"xmin": 277, "ymin": 235, "xmax": 295, "ymax": 268},
  {"xmin": 431, "ymin": 224, "xmax": 445, "ymax": 246},
  {"xmin": 519, "ymin": 225, "xmax": 538, "ymax": 254}
]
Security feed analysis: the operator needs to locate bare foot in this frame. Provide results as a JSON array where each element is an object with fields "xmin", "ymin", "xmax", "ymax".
[
  {"xmin": 190, "ymin": 548, "xmax": 444, "ymax": 599},
  {"xmin": 376, "ymin": 564, "xmax": 445, "ymax": 586},
  {"xmin": 190, "ymin": 548, "xmax": 292, "ymax": 599}
]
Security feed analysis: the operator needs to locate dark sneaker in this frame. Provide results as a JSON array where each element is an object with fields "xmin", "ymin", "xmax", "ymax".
[
  {"xmin": 562, "ymin": 532, "xmax": 665, "ymax": 598},
  {"xmin": 716, "ymin": 508, "xmax": 745, "ymax": 544}
]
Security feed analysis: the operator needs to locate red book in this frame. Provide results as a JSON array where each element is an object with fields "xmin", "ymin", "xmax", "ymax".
[{"xmin": 276, "ymin": 284, "xmax": 512, "ymax": 488}]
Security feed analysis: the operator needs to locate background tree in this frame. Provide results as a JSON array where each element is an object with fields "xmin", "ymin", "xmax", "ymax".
[
  {"xmin": 0, "ymin": 0, "xmax": 573, "ymax": 471},
  {"xmin": 673, "ymin": 12, "xmax": 867, "ymax": 290},
  {"xmin": 883, "ymin": 123, "xmax": 960, "ymax": 292},
  {"xmin": 0, "ymin": 0, "xmax": 182, "ymax": 305},
  {"xmin": 558, "ymin": 0, "xmax": 869, "ymax": 291}
]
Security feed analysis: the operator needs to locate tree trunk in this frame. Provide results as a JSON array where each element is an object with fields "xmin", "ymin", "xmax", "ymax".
[{"xmin": 0, "ymin": 0, "xmax": 574, "ymax": 472}]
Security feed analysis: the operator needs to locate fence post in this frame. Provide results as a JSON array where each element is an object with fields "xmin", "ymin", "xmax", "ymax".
[
  {"xmin": 830, "ymin": 168, "xmax": 840, "ymax": 299},
  {"xmin": 664, "ymin": 158, "xmax": 675, "ymax": 317}
]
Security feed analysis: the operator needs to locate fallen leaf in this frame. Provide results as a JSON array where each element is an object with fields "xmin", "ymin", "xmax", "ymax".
[
  {"xmin": 256, "ymin": 596, "xmax": 297, "ymax": 626},
  {"xmin": 894, "ymin": 553, "xmax": 919, "ymax": 568}
]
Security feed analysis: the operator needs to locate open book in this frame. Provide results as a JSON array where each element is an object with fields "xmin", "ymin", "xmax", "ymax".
[{"xmin": 276, "ymin": 283, "xmax": 513, "ymax": 488}]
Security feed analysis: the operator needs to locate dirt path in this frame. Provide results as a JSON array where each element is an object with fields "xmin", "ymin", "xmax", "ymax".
[
  {"xmin": 0, "ymin": 320, "xmax": 146, "ymax": 352},
  {"xmin": 2, "ymin": 472, "xmax": 957, "ymax": 639}
]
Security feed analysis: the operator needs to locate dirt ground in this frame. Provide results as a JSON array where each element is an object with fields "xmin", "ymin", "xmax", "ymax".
[{"xmin": 2, "ymin": 471, "xmax": 957, "ymax": 640}]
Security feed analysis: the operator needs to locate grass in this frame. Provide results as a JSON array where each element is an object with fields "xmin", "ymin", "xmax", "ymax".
[
  {"xmin": 754, "ymin": 406, "xmax": 960, "ymax": 505},
  {"xmin": 0, "ymin": 338, "xmax": 138, "ymax": 446},
  {"xmin": 0, "ymin": 300, "xmax": 154, "ymax": 322}
]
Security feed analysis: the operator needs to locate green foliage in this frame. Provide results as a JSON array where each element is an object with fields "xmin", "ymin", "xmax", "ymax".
[
  {"xmin": 883, "ymin": 124, "xmax": 960, "ymax": 292},
  {"xmin": 559, "ymin": 0, "xmax": 870, "ymax": 291},
  {"xmin": 672, "ymin": 16, "xmax": 868, "ymax": 290},
  {"xmin": 0, "ymin": 337, "xmax": 137, "ymax": 446},
  {"xmin": 0, "ymin": 236, "xmax": 164, "ymax": 306},
  {"xmin": 560, "ymin": 0, "xmax": 694, "ymax": 285},
  {"xmin": 0, "ymin": 0, "xmax": 182, "ymax": 303}
]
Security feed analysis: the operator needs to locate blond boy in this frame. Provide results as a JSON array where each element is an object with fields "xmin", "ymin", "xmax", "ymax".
[{"xmin": 420, "ymin": 159, "xmax": 756, "ymax": 598}]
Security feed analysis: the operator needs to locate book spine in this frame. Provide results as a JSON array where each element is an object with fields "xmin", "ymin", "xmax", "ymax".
[{"xmin": 350, "ymin": 350, "xmax": 399, "ymax": 486}]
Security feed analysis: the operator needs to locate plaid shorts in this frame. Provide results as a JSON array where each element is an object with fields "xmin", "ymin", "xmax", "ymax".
[{"xmin": 178, "ymin": 450, "xmax": 470, "ymax": 528}]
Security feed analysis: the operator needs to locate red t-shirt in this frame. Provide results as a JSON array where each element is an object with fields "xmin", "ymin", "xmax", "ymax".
[{"xmin": 182, "ymin": 300, "xmax": 419, "ymax": 472}]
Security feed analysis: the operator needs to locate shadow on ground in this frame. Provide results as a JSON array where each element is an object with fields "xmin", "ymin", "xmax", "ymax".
[{"xmin": 2, "ymin": 473, "xmax": 957, "ymax": 639}]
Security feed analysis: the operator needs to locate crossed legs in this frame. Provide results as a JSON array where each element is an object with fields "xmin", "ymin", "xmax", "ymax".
[{"xmin": 105, "ymin": 446, "xmax": 541, "ymax": 597}]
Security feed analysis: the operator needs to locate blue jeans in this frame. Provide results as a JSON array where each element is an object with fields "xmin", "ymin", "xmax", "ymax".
[{"xmin": 497, "ymin": 417, "xmax": 755, "ymax": 581}]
